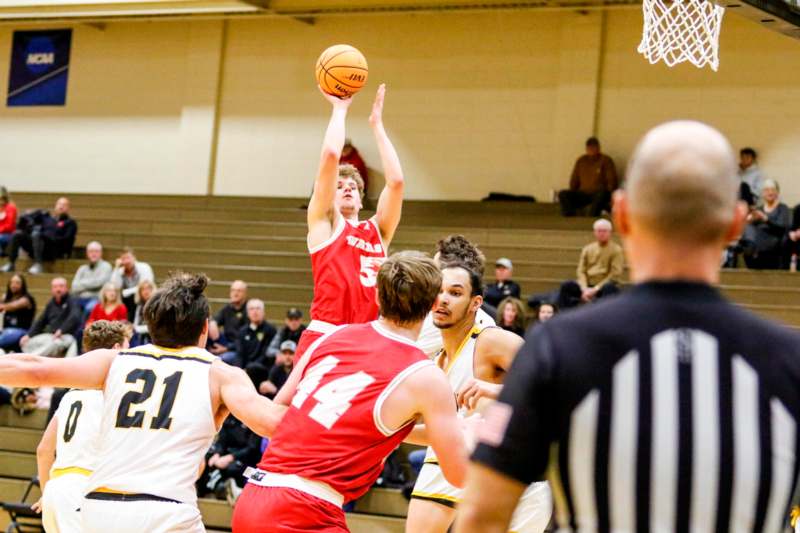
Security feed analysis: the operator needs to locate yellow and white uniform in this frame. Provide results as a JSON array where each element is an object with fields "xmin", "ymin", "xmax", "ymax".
[
  {"xmin": 42, "ymin": 389, "xmax": 103, "ymax": 533},
  {"xmin": 411, "ymin": 326, "xmax": 552, "ymax": 533},
  {"xmin": 82, "ymin": 344, "xmax": 218, "ymax": 533}
]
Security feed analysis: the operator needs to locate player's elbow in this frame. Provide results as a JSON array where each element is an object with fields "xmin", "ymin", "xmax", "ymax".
[
  {"xmin": 320, "ymin": 146, "xmax": 341, "ymax": 164},
  {"xmin": 36, "ymin": 439, "xmax": 55, "ymax": 458}
]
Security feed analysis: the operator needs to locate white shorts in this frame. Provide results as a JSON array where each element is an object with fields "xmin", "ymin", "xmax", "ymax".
[
  {"xmin": 81, "ymin": 497, "xmax": 205, "ymax": 533},
  {"xmin": 411, "ymin": 462, "xmax": 552, "ymax": 533},
  {"xmin": 42, "ymin": 473, "xmax": 89, "ymax": 533}
]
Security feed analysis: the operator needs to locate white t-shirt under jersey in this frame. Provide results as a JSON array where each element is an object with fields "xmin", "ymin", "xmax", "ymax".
[{"xmin": 416, "ymin": 307, "xmax": 495, "ymax": 358}]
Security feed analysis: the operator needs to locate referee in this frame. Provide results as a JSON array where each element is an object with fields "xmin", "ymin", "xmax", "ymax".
[{"xmin": 455, "ymin": 121, "xmax": 800, "ymax": 533}]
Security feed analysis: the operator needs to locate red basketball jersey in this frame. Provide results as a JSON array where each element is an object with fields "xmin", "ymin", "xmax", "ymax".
[
  {"xmin": 309, "ymin": 216, "xmax": 386, "ymax": 326},
  {"xmin": 259, "ymin": 322, "xmax": 432, "ymax": 502}
]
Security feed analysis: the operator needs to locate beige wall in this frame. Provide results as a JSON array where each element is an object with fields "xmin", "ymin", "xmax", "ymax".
[{"xmin": 0, "ymin": 11, "xmax": 799, "ymax": 202}]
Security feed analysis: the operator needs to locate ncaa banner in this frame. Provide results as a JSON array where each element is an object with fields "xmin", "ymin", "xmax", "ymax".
[{"xmin": 7, "ymin": 29, "xmax": 72, "ymax": 107}]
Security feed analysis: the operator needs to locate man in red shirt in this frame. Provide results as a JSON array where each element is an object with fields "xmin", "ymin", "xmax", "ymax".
[
  {"xmin": 232, "ymin": 252, "xmax": 469, "ymax": 533},
  {"xmin": 296, "ymin": 84, "xmax": 405, "ymax": 361}
]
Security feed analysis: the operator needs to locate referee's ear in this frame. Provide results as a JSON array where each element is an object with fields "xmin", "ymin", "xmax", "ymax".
[
  {"xmin": 612, "ymin": 190, "xmax": 630, "ymax": 238},
  {"xmin": 724, "ymin": 201, "xmax": 749, "ymax": 244}
]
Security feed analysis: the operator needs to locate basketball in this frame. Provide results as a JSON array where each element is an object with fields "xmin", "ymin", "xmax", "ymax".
[{"xmin": 315, "ymin": 44, "xmax": 368, "ymax": 98}]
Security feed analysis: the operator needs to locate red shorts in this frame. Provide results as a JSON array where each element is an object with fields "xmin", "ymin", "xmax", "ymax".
[
  {"xmin": 231, "ymin": 484, "xmax": 348, "ymax": 533},
  {"xmin": 293, "ymin": 329, "xmax": 324, "ymax": 364}
]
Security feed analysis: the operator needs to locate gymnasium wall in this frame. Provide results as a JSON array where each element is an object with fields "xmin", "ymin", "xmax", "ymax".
[{"xmin": 0, "ymin": 10, "xmax": 798, "ymax": 202}]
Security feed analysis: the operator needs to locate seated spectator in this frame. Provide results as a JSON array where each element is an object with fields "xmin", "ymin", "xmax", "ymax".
[
  {"xmin": 2, "ymin": 197, "xmax": 77, "ymax": 275},
  {"xmin": 496, "ymin": 297, "xmax": 526, "ymax": 337},
  {"xmin": 132, "ymin": 279, "xmax": 155, "ymax": 346},
  {"xmin": 735, "ymin": 179, "xmax": 791, "ymax": 270},
  {"xmin": 483, "ymin": 258, "xmax": 521, "ymax": 308},
  {"xmin": 738, "ymin": 147, "xmax": 765, "ymax": 206},
  {"xmin": 86, "ymin": 283, "xmax": 128, "ymax": 326},
  {"xmin": 259, "ymin": 340, "xmax": 295, "ymax": 398},
  {"xmin": 237, "ymin": 299, "xmax": 277, "ymax": 378},
  {"xmin": 340, "ymin": 139, "xmax": 369, "ymax": 194},
  {"xmin": 70, "ymin": 241, "xmax": 112, "ymax": 316},
  {"xmin": 266, "ymin": 307, "xmax": 306, "ymax": 359},
  {"xmin": 0, "ymin": 187, "xmax": 18, "ymax": 255},
  {"xmin": 557, "ymin": 219, "xmax": 623, "ymax": 309},
  {"xmin": 20, "ymin": 277, "xmax": 81, "ymax": 357},
  {"xmin": 558, "ymin": 137, "xmax": 618, "ymax": 217},
  {"xmin": 0, "ymin": 274, "xmax": 36, "ymax": 352},
  {"xmin": 197, "ymin": 415, "xmax": 261, "ymax": 502},
  {"xmin": 208, "ymin": 280, "xmax": 249, "ymax": 362},
  {"xmin": 111, "ymin": 247, "xmax": 154, "ymax": 322},
  {"xmin": 536, "ymin": 302, "xmax": 557, "ymax": 323}
]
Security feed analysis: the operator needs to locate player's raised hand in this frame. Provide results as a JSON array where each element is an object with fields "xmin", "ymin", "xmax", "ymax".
[
  {"xmin": 369, "ymin": 83, "xmax": 386, "ymax": 128},
  {"xmin": 318, "ymin": 85, "xmax": 353, "ymax": 110}
]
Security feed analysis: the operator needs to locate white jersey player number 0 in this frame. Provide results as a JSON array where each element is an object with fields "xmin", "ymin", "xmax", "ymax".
[{"xmin": 291, "ymin": 356, "xmax": 375, "ymax": 429}]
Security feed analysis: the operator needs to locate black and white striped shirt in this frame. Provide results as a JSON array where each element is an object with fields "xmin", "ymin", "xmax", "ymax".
[{"xmin": 473, "ymin": 281, "xmax": 800, "ymax": 533}]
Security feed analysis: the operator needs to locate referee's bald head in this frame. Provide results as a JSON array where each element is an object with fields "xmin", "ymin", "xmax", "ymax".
[{"xmin": 620, "ymin": 120, "xmax": 742, "ymax": 244}]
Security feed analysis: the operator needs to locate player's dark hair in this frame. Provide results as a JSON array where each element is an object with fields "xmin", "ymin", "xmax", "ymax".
[
  {"xmin": 440, "ymin": 259, "xmax": 484, "ymax": 298},
  {"xmin": 740, "ymin": 147, "xmax": 757, "ymax": 159},
  {"xmin": 435, "ymin": 235, "xmax": 485, "ymax": 277},
  {"xmin": 83, "ymin": 320, "xmax": 132, "ymax": 352},
  {"xmin": 378, "ymin": 251, "xmax": 442, "ymax": 326},
  {"xmin": 586, "ymin": 136, "xmax": 600, "ymax": 147},
  {"xmin": 143, "ymin": 272, "xmax": 209, "ymax": 348}
]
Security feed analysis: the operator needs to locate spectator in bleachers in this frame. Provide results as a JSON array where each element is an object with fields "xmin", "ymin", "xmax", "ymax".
[
  {"xmin": 70, "ymin": 241, "xmax": 112, "ymax": 316},
  {"xmin": 258, "ymin": 340, "xmax": 295, "ymax": 398},
  {"xmin": 237, "ymin": 299, "xmax": 277, "ymax": 380},
  {"xmin": 208, "ymin": 280, "xmax": 249, "ymax": 361},
  {"xmin": 483, "ymin": 257, "xmax": 521, "ymax": 308},
  {"xmin": 737, "ymin": 179, "xmax": 790, "ymax": 270},
  {"xmin": 20, "ymin": 277, "xmax": 81, "ymax": 357},
  {"xmin": 739, "ymin": 147, "xmax": 765, "ymax": 205},
  {"xmin": 496, "ymin": 297, "xmax": 526, "ymax": 337},
  {"xmin": 340, "ymin": 139, "xmax": 369, "ymax": 195},
  {"xmin": 536, "ymin": 301, "xmax": 557, "ymax": 323},
  {"xmin": 0, "ymin": 187, "xmax": 18, "ymax": 255},
  {"xmin": 132, "ymin": 279, "xmax": 155, "ymax": 346},
  {"xmin": 2, "ymin": 197, "xmax": 77, "ymax": 275},
  {"xmin": 0, "ymin": 274, "xmax": 36, "ymax": 352},
  {"xmin": 266, "ymin": 307, "xmax": 306, "ymax": 359},
  {"xmin": 197, "ymin": 415, "xmax": 261, "ymax": 503},
  {"xmin": 558, "ymin": 137, "xmax": 618, "ymax": 217},
  {"xmin": 86, "ymin": 283, "xmax": 128, "ymax": 326},
  {"xmin": 557, "ymin": 219, "xmax": 623, "ymax": 308},
  {"xmin": 111, "ymin": 247, "xmax": 154, "ymax": 322}
]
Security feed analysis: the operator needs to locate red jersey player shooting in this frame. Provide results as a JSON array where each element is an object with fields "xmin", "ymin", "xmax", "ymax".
[
  {"xmin": 232, "ymin": 252, "xmax": 469, "ymax": 533},
  {"xmin": 296, "ymin": 84, "xmax": 405, "ymax": 361}
]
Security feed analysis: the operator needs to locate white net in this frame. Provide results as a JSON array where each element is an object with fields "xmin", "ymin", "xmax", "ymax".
[{"xmin": 638, "ymin": 0, "xmax": 725, "ymax": 70}]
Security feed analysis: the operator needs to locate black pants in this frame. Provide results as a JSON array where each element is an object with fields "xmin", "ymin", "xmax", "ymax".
[
  {"xmin": 6, "ymin": 230, "xmax": 50, "ymax": 263},
  {"xmin": 557, "ymin": 280, "xmax": 620, "ymax": 309},
  {"xmin": 558, "ymin": 190, "xmax": 611, "ymax": 217},
  {"xmin": 197, "ymin": 458, "xmax": 248, "ymax": 496}
]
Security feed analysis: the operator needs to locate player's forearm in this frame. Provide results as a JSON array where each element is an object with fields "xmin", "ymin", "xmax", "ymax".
[
  {"xmin": 0, "ymin": 354, "xmax": 49, "ymax": 388},
  {"xmin": 321, "ymin": 107, "xmax": 348, "ymax": 160},
  {"xmin": 36, "ymin": 450, "xmax": 54, "ymax": 491},
  {"xmin": 371, "ymin": 123, "xmax": 404, "ymax": 188}
]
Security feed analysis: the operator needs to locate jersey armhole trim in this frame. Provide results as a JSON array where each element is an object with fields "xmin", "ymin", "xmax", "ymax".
[
  {"xmin": 368, "ymin": 216, "xmax": 388, "ymax": 257},
  {"xmin": 308, "ymin": 215, "xmax": 346, "ymax": 255},
  {"xmin": 373, "ymin": 359, "xmax": 435, "ymax": 437}
]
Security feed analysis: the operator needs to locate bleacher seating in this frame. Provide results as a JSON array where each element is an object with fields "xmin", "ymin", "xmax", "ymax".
[{"xmin": 2, "ymin": 192, "xmax": 800, "ymax": 531}]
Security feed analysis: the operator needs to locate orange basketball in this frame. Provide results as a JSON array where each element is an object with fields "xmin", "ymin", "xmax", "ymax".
[{"xmin": 315, "ymin": 44, "xmax": 368, "ymax": 98}]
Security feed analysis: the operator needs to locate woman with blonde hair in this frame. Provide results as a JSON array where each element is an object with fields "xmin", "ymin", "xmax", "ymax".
[
  {"xmin": 86, "ymin": 282, "xmax": 127, "ymax": 326},
  {"xmin": 132, "ymin": 279, "xmax": 155, "ymax": 346},
  {"xmin": 496, "ymin": 297, "xmax": 526, "ymax": 337}
]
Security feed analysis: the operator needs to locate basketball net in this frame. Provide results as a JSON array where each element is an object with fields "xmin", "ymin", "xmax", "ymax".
[{"xmin": 638, "ymin": 0, "xmax": 725, "ymax": 71}]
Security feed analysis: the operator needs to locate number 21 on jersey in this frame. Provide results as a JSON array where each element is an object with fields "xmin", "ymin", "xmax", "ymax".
[
  {"xmin": 116, "ymin": 369, "xmax": 183, "ymax": 430},
  {"xmin": 292, "ymin": 356, "xmax": 375, "ymax": 429}
]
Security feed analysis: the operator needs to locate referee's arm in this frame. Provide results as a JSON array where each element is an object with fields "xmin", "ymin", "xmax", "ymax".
[{"xmin": 454, "ymin": 328, "xmax": 557, "ymax": 533}]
